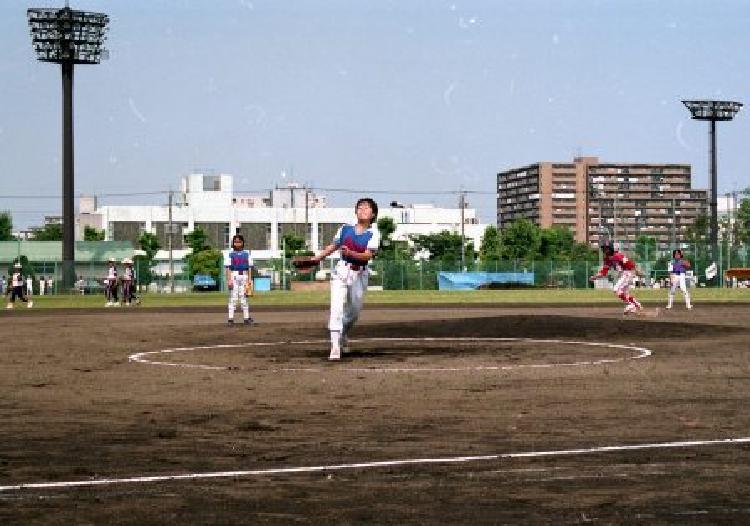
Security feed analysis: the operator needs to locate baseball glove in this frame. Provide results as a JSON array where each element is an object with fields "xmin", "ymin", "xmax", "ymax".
[
  {"xmin": 245, "ymin": 279, "xmax": 254, "ymax": 297},
  {"xmin": 292, "ymin": 256, "xmax": 319, "ymax": 274}
]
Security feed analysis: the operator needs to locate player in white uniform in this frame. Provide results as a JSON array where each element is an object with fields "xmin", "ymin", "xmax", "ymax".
[
  {"xmin": 667, "ymin": 249, "xmax": 692, "ymax": 310},
  {"xmin": 311, "ymin": 198, "xmax": 380, "ymax": 361},
  {"xmin": 104, "ymin": 258, "xmax": 119, "ymax": 307},
  {"xmin": 224, "ymin": 234, "xmax": 254, "ymax": 326},
  {"xmin": 5, "ymin": 262, "xmax": 33, "ymax": 309},
  {"xmin": 121, "ymin": 258, "xmax": 136, "ymax": 306}
]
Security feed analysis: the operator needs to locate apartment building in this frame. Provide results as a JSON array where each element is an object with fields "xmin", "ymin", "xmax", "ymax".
[{"xmin": 498, "ymin": 157, "xmax": 708, "ymax": 251}]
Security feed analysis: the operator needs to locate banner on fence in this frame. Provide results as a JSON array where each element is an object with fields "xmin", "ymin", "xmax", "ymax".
[{"xmin": 438, "ymin": 272, "xmax": 535, "ymax": 290}]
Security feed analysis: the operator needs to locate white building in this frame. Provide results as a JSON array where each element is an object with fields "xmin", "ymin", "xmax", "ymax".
[{"xmin": 79, "ymin": 173, "xmax": 486, "ymax": 262}]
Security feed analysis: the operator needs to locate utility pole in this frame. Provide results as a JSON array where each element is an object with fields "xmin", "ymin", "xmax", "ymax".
[
  {"xmin": 459, "ymin": 191, "xmax": 466, "ymax": 271},
  {"xmin": 168, "ymin": 189, "xmax": 174, "ymax": 294},
  {"xmin": 304, "ymin": 184, "xmax": 309, "ymax": 250}
]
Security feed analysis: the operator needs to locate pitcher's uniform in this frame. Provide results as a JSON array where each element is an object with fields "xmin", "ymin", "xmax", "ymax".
[
  {"xmin": 667, "ymin": 258, "xmax": 692, "ymax": 309},
  {"xmin": 328, "ymin": 223, "xmax": 380, "ymax": 343},
  {"xmin": 594, "ymin": 251, "xmax": 642, "ymax": 314},
  {"xmin": 225, "ymin": 249, "xmax": 253, "ymax": 322}
]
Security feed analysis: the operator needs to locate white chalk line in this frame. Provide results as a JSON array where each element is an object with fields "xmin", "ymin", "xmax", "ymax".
[
  {"xmin": 1, "ymin": 437, "xmax": 748, "ymax": 492},
  {"xmin": 128, "ymin": 337, "xmax": 653, "ymax": 373}
]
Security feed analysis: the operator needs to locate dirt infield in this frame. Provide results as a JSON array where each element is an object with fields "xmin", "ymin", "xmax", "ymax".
[{"xmin": 1, "ymin": 304, "xmax": 750, "ymax": 524}]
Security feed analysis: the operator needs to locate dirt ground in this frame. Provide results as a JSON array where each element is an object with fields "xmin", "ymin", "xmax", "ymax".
[{"xmin": 1, "ymin": 303, "xmax": 750, "ymax": 524}]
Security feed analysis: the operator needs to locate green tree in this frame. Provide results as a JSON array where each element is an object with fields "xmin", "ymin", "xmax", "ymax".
[
  {"xmin": 189, "ymin": 248, "xmax": 222, "ymax": 279},
  {"xmin": 32, "ymin": 223, "xmax": 63, "ymax": 241},
  {"xmin": 138, "ymin": 232, "xmax": 160, "ymax": 260},
  {"xmin": 83, "ymin": 225, "xmax": 105, "ymax": 241},
  {"xmin": 685, "ymin": 213, "xmax": 709, "ymax": 245},
  {"xmin": 411, "ymin": 230, "xmax": 475, "ymax": 265},
  {"xmin": 479, "ymin": 225, "xmax": 501, "ymax": 262},
  {"xmin": 184, "ymin": 228, "xmax": 209, "ymax": 253},
  {"xmin": 282, "ymin": 232, "xmax": 306, "ymax": 258},
  {"xmin": 499, "ymin": 219, "xmax": 541, "ymax": 260},
  {"xmin": 376, "ymin": 216, "xmax": 411, "ymax": 260},
  {"xmin": 737, "ymin": 197, "xmax": 750, "ymax": 244},
  {"xmin": 538, "ymin": 226, "xmax": 577, "ymax": 260},
  {"xmin": 634, "ymin": 235, "xmax": 657, "ymax": 262},
  {"xmin": 569, "ymin": 241, "xmax": 600, "ymax": 263},
  {"xmin": 135, "ymin": 232, "xmax": 160, "ymax": 286},
  {"xmin": 0, "ymin": 212, "xmax": 13, "ymax": 241},
  {"xmin": 377, "ymin": 216, "xmax": 396, "ymax": 249}
]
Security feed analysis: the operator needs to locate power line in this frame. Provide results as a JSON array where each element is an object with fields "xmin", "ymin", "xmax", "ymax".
[{"xmin": 0, "ymin": 190, "xmax": 170, "ymax": 199}]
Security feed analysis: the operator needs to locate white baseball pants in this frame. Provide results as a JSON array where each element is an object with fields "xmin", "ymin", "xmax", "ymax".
[
  {"xmin": 328, "ymin": 261, "xmax": 369, "ymax": 338},
  {"xmin": 229, "ymin": 273, "xmax": 249, "ymax": 320},
  {"xmin": 668, "ymin": 274, "xmax": 691, "ymax": 308}
]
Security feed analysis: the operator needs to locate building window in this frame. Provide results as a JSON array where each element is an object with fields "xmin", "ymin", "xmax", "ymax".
[{"xmin": 203, "ymin": 175, "xmax": 221, "ymax": 191}]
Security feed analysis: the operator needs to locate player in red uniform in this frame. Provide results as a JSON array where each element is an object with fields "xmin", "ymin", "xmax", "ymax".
[{"xmin": 590, "ymin": 242, "xmax": 643, "ymax": 315}]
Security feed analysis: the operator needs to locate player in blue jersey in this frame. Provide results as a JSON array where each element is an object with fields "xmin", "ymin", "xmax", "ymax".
[
  {"xmin": 224, "ymin": 234, "xmax": 254, "ymax": 325},
  {"xmin": 311, "ymin": 198, "xmax": 380, "ymax": 360},
  {"xmin": 667, "ymin": 249, "xmax": 692, "ymax": 310}
]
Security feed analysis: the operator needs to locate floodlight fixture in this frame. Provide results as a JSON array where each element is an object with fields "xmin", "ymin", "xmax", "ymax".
[
  {"xmin": 27, "ymin": 5, "xmax": 110, "ymax": 290},
  {"xmin": 27, "ymin": 7, "xmax": 109, "ymax": 64},
  {"xmin": 682, "ymin": 99, "xmax": 742, "ymax": 273}
]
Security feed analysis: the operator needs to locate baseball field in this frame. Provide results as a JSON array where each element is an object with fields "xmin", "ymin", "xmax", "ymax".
[{"xmin": 1, "ymin": 294, "xmax": 750, "ymax": 523}]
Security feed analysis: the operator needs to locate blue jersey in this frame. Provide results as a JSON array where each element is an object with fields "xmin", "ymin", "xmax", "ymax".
[
  {"xmin": 334, "ymin": 224, "xmax": 380, "ymax": 267},
  {"xmin": 225, "ymin": 250, "xmax": 253, "ymax": 271},
  {"xmin": 669, "ymin": 258, "xmax": 688, "ymax": 274}
]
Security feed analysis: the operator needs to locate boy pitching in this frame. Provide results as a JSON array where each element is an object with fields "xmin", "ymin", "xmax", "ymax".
[
  {"xmin": 225, "ymin": 234, "xmax": 253, "ymax": 326},
  {"xmin": 667, "ymin": 249, "xmax": 692, "ymax": 310},
  {"xmin": 311, "ymin": 198, "xmax": 380, "ymax": 361},
  {"xmin": 590, "ymin": 242, "xmax": 643, "ymax": 315},
  {"xmin": 5, "ymin": 262, "xmax": 33, "ymax": 309}
]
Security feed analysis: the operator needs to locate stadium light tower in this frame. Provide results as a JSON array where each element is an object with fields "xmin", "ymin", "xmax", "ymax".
[
  {"xmin": 682, "ymin": 100, "xmax": 742, "ymax": 269},
  {"xmin": 27, "ymin": 3, "xmax": 109, "ymax": 290}
]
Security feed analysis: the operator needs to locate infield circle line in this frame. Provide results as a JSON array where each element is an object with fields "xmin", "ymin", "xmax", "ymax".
[{"xmin": 128, "ymin": 337, "xmax": 653, "ymax": 372}]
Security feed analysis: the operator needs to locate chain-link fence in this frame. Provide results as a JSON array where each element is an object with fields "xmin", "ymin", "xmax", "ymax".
[{"xmin": 3, "ymin": 243, "xmax": 748, "ymax": 295}]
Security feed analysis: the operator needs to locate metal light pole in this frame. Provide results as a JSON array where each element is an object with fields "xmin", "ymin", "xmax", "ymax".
[
  {"xmin": 682, "ymin": 100, "xmax": 742, "ymax": 271},
  {"xmin": 28, "ymin": 5, "xmax": 109, "ymax": 291}
]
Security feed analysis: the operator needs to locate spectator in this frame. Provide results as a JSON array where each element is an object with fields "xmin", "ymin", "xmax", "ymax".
[
  {"xmin": 47, "ymin": 276, "xmax": 53, "ymax": 295},
  {"xmin": 26, "ymin": 274, "xmax": 33, "ymax": 298},
  {"xmin": 0, "ymin": 275, "xmax": 5, "ymax": 295},
  {"xmin": 39, "ymin": 275, "xmax": 46, "ymax": 296}
]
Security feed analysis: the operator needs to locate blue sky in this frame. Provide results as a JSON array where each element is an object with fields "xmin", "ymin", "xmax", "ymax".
[{"xmin": 1, "ymin": 0, "xmax": 748, "ymax": 229}]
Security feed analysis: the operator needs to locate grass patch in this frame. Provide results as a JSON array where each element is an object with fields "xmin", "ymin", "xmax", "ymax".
[{"xmin": 12, "ymin": 287, "xmax": 750, "ymax": 309}]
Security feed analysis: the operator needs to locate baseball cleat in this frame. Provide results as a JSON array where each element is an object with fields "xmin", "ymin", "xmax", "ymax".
[
  {"xmin": 687, "ymin": 305, "xmax": 693, "ymax": 310},
  {"xmin": 623, "ymin": 304, "xmax": 637, "ymax": 315},
  {"xmin": 243, "ymin": 318, "xmax": 253, "ymax": 326},
  {"xmin": 27, "ymin": 301, "xmax": 33, "ymax": 309},
  {"xmin": 227, "ymin": 319, "xmax": 234, "ymax": 326},
  {"xmin": 666, "ymin": 305, "xmax": 672, "ymax": 309},
  {"xmin": 329, "ymin": 346, "xmax": 341, "ymax": 361}
]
